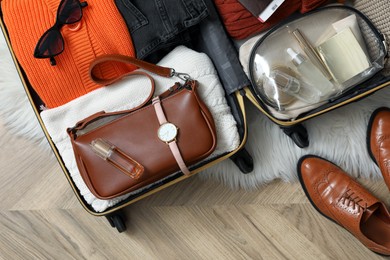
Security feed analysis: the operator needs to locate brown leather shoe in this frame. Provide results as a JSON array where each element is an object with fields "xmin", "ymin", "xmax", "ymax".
[
  {"xmin": 367, "ymin": 107, "xmax": 390, "ymax": 190},
  {"xmin": 298, "ymin": 155, "xmax": 390, "ymax": 255}
]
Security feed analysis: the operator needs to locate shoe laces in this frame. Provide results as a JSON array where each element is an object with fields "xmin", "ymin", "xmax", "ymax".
[{"xmin": 338, "ymin": 189, "xmax": 368, "ymax": 212}]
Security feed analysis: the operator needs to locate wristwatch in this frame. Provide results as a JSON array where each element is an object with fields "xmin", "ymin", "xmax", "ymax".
[{"xmin": 152, "ymin": 96, "xmax": 190, "ymax": 175}]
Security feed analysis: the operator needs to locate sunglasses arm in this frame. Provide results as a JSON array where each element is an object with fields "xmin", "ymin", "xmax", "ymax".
[{"xmin": 50, "ymin": 57, "xmax": 57, "ymax": 66}]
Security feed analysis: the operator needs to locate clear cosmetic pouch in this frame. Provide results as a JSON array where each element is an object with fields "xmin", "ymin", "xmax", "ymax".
[{"xmin": 248, "ymin": 5, "xmax": 387, "ymax": 118}]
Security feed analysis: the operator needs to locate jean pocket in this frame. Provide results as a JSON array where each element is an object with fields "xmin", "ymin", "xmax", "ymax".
[
  {"xmin": 116, "ymin": 0, "xmax": 148, "ymax": 33},
  {"xmin": 180, "ymin": 0, "xmax": 208, "ymax": 28}
]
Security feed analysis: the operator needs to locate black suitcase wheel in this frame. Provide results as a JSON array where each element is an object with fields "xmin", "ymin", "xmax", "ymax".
[
  {"xmin": 290, "ymin": 131, "xmax": 309, "ymax": 148},
  {"xmin": 112, "ymin": 215, "xmax": 126, "ymax": 233},
  {"xmin": 107, "ymin": 215, "xmax": 115, "ymax": 228},
  {"xmin": 282, "ymin": 124, "xmax": 309, "ymax": 148},
  {"xmin": 231, "ymin": 148, "xmax": 254, "ymax": 174},
  {"xmin": 106, "ymin": 212, "xmax": 127, "ymax": 233}
]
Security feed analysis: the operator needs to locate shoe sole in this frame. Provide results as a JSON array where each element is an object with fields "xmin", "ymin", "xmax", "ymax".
[
  {"xmin": 297, "ymin": 154, "xmax": 390, "ymax": 256},
  {"xmin": 366, "ymin": 107, "xmax": 390, "ymax": 166}
]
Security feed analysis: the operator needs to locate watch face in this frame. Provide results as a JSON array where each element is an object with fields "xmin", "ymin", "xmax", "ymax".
[{"xmin": 157, "ymin": 123, "xmax": 178, "ymax": 143}]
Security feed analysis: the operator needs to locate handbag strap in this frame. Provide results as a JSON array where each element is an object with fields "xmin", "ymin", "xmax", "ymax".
[
  {"xmin": 89, "ymin": 55, "xmax": 176, "ymax": 112},
  {"xmin": 68, "ymin": 55, "xmax": 190, "ymax": 137},
  {"xmin": 89, "ymin": 54, "xmax": 174, "ymax": 85},
  {"xmin": 68, "ymin": 71, "xmax": 157, "ymax": 136},
  {"xmin": 88, "ymin": 54, "xmax": 189, "ymax": 112}
]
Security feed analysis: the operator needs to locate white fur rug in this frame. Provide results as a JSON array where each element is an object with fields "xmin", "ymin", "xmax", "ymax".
[{"xmin": 1, "ymin": 30, "xmax": 388, "ymax": 191}]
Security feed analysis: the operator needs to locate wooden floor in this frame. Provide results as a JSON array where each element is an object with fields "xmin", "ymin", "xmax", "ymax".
[{"xmin": 0, "ymin": 120, "xmax": 389, "ymax": 260}]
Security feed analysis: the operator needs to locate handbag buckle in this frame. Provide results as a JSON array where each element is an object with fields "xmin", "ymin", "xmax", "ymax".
[{"xmin": 170, "ymin": 69, "xmax": 191, "ymax": 82}]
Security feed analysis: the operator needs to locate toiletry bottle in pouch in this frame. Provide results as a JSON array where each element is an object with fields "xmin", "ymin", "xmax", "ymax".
[
  {"xmin": 287, "ymin": 48, "xmax": 334, "ymax": 98},
  {"xmin": 265, "ymin": 70, "xmax": 322, "ymax": 104}
]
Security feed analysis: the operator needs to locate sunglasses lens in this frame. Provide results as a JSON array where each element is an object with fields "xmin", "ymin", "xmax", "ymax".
[
  {"xmin": 34, "ymin": 29, "xmax": 64, "ymax": 58},
  {"xmin": 58, "ymin": 0, "xmax": 82, "ymax": 24}
]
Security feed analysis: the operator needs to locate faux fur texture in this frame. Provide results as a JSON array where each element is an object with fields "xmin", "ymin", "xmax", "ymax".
[
  {"xmin": 0, "ymin": 31, "xmax": 50, "ymax": 151},
  {"xmin": 1, "ymin": 30, "xmax": 388, "ymax": 190}
]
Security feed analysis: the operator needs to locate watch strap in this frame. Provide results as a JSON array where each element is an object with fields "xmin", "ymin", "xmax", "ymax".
[
  {"xmin": 152, "ymin": 96, "xmax": 168, "ymax": 124},
  {"xmin": 152, "ymin": 96, "xmax": 190, "ymax": 175},
  {"xmin": 168, "ymin": 142, "xmax": 190, "ymax": 175}
]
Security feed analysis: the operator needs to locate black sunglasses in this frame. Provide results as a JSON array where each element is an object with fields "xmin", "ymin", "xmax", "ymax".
[{"xmin": 33, "ymin": 0, "xmax": 88, "ymax": 66}]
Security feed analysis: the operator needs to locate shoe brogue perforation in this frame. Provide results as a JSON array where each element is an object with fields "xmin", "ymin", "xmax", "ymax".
[
  {"xmin": 313, "ymin": 169, "xmax": 348, "ymax": 221},
  {"xmin": 337, "ymin": 189, "xmax": 368, "ymax": 215},
  {"xmin": 373, "ymin": 135, "xmax": 384, "ymax": 160},
  {"xmin": 377, "ymin": 138, "xmax": 390, "ymax": 180},
  {"xmin": 312, "ymin": 168, "xmax": 335, "ymax": 199},
  {"xmin": 375, "ymin": 135, "xmax": 390, "ymax": 152},
  {"xmin": 385, "ymin": 160, "xmax": 390, "ymax": 177}
]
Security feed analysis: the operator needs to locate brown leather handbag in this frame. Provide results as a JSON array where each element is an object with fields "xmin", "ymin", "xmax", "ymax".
[{"xmin": 67, "ymin": 55, "xmax": 217, "ymax": 200}]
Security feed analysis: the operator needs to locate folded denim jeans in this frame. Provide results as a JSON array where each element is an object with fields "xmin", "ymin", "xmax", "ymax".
[{"xmin": 115, "ymin": 0, "xmax": 209, "ymax": 61}]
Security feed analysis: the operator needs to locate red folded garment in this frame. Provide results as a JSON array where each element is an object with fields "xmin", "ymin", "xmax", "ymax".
[{"xmin": 214, "ymin": 0, "xmax": 329, "ymax": 39}]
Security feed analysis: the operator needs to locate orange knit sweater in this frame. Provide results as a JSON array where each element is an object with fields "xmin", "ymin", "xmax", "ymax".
[{"xmin": 2, "ymin": 0, "xmax": 136, "ymax": 108}]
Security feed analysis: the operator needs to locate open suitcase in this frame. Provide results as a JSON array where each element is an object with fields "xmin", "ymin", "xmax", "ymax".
[
  {"xmin": 0, "ymin": 0, "xmax": 253, "ymax": 232},
  {"xmin": 2, "ymin": 0, "xmax": 389, "ymax": 233},
  {"xmin": 242, "ymin": 4, "xmax": 390, "ymax": 148}
]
